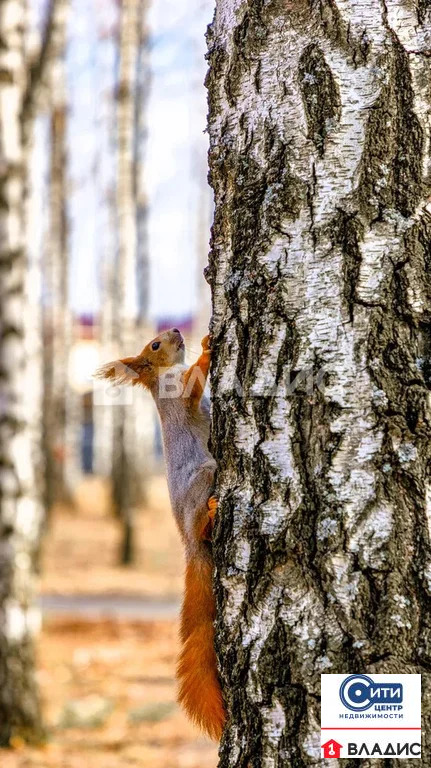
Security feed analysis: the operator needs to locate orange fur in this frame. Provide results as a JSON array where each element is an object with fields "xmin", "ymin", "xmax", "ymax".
[
  {"xmin": 198, "ymin": 497, "xmax": 217, "ymax": 541},
  {"xmin": 183, "ymin": 335, "xmax": 211, "ymax": 405},
  {"xmin": 96, "ymin": 332, "xmax": 225, "ymax": 740},
  {"xmin": 95, "ymin": 328, "xmax": 185, "ymax": 391},
  {"xmin": 178, "ymin": 556, "xmax": 225, "ymax": 741}
]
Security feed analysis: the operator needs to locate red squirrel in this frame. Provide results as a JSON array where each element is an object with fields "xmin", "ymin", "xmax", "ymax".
[{"xmin": 96, "ymin": 328, "xmax": 225, "ymax": 740}]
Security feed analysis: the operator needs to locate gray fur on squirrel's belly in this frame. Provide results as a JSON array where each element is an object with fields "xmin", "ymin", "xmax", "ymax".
[{"xmin": 155, "ymin": 393, "xmax": 215, "ymax": 544}]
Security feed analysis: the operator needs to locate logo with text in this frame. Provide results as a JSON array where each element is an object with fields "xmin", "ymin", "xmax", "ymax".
[
  {"xmin": 321, "ymin": 674, "xmax": 421, "ymax": 759},
  {"xmin": 340, "ymin": 674, "xmax": 403, "ymax": 712}
]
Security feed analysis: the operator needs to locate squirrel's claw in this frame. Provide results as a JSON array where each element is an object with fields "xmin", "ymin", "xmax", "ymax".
[{"xmin": 201, "ymin": 335, "xmax": 211, "ymax": 354}]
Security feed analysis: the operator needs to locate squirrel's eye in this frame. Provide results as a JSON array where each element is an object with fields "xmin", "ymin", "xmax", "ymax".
[{"xmin": 152, "ymin": 341, "xmax": 161, "ymax": 351}]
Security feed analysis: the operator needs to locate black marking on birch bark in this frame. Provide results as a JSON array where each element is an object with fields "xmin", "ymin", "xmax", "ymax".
[
  {"xmin": 230, "ymin": 154, "xmax": 267, "ymax": 258},
  {"xmin": 257, "ymin": 620, "xmax": 308, "ymax": 767},
  {"xmin": 0, "ymin": 323, "xmax": 24, "ymax": 341},
  {"xmin": 363, "ymin": 248, "xmax": 431, "ymax": 659},
  {"xmin": 224, "ymin": 0, "xmax": 301, "ymax": 108},
  {"xmin": 0, "ymin": 161, "xmax": 26, "ymax": 188},
  {"xmin": 275, "ymin": 319, "xmax": 300, "ymax": 384},
  {"xmin": 391, "ymin": 42, "xmax": 426, "ymax": 216},
  {"xmin": 254, "ymin": 59, "xmax": 261, "ymax": 93},
  {"xmin": 417, "ymin": 0, "xmax": 431, "ymax": 26},
  {"xmin": 288, "ymin": 386, "xmax": 368, "ymax": 666},
  {"xmin": 219, "ymin": 141, "xmax": 306, "ymax": 274},
  {"xmin": 418, "ymin": 321, "xmax": 431, "ymax": 389},
  {"xmin": 0, "ymin": 68, "xmax": 15, "ymax": 85},
  {"xmin": 334, "ymin": 210, "xmax": 364, "ymax": 323},
  {"xmin": 404, "ymin": 213, "xmax": 431, "ymax": 323},
  {"xmin": 354, "ymin": 28, "xmax": 372, "ymax": 67},
  {"xmin": 359, "ymin": 42, "xmax": 425, "ymax": 221},
  {"xmin": 287, "ymin": 0, "xmax": 370, "ymax": 73},
  {"xmin": 224, "ymin": 4, "xmax": 268, "ymax": 109},
  {"xmin": 0, "ymin": 247, "xmax": 25, "ymax": 270},
  {"xmin": 315, "ymin": 0, "xmax": 347, "ymax": 49},
  {"xmin": 298, "ymin": 44, "xmax": 341, "ymax": 157}
]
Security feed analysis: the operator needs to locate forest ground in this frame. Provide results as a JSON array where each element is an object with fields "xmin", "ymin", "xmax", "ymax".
[{"xmin": 2, "ymin": 476, "xmax": 218, "ymax": 768}]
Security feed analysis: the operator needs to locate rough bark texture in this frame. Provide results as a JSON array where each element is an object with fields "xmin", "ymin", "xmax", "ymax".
[
  {"xmin": 206, "ymin": 1, "xmax": 431, "ymax": 766},
  {"xmin": 0, "ymin": 0, "xmax": 44, "ymax": 745}
]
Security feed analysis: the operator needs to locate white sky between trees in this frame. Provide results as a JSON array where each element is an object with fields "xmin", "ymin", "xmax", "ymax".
[{"xmin": 33, "ymin": 0, "xmax": 214, "ymax": 322}]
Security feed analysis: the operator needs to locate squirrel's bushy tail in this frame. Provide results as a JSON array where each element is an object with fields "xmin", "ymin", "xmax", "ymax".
[{"xmin": 177, "ymin": 555, "xmax": 225, "ymax": 741}]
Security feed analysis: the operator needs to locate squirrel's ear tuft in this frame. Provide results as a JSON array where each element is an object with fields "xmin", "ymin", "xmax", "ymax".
[{"xmin": 94, "ymin": 355, "xmax": 150, "ymax": 386}]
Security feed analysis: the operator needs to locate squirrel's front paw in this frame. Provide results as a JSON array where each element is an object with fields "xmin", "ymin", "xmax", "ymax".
[
  {"xmin": 207, "ymin": 496, "xmax": 217, "ymax": 521},
  {"xmin": 201, "ymin": 335, "xmax": 211, "ymax": 354}
]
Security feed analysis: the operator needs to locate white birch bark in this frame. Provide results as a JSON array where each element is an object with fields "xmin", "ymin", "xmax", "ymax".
[
  {"xmin": 112, "ymin": 0, "xmax": 151, "ymax": 562},
  {"xmin": 134, "ymin": 0, "xmax": 150, "ymax": 324},
  {"xmin": 20, "ymin": 0, "xmax": 71, "ymax": 525},
  {"xmin": 93, "ymin": 194, "xmax": 116, "ymax": 477},
  {"xmin": 206, "ymin": 1, "xmax": 431, "ymax": 765},
  {"xmin": 0, "ymin": 0, "xmax": 44, "ymax": 744},
  {"xmin": 93, "ymin": 14, "xmax": 117, "ymax": 478},
  {"xmin": 133, "ymin": 0, "xmax": 155, "ymax": 482},
  {"xmin": 0, "ymin": 0, "xmax": 70, "ymax": 742}
]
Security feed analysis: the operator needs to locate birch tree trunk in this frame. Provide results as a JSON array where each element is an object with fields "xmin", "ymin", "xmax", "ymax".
[
  {"xmin": 0, "ymin": 0, "xmax": 44, "ymax": 744},
  {"xmin": 94, "ymin": 188, "xmax": 116, "ymax": 478},
  {"xmin": 206, "ymin": 1, "xmax": 431, "ymax": 765},
  {"xmin": 21, "ymin": 0, "xmax": 71, "ymax": 527},
  {"xmin": 113, "ymin": 0, "xmax": 146, "ymax": 564},
  {"xmin": 132, "ymin": 0, "xmax": 155, "ymax": 486},
  {"xmin": 0, "ymin": 0, "xmax": 69, "ymax": 743},
  {"xmin": 43, "ymin": 50, "xmax": 70, "ymax": 512},
  {"xmin": 134, "ymin": 0, "xmax": 150, "ymax": 326},
  {"xmin": 93, "ymin": 13, "xmax": 117, "ymax": 480}
]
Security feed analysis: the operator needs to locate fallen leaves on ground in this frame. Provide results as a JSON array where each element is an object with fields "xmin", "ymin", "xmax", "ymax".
[
  {"xmin": 2, "ymin": 618, "xmax": 218, "ymax": 768},
  {"xmin": 1, "ymin": 476, "xmax": 218, "ymax": 767}
]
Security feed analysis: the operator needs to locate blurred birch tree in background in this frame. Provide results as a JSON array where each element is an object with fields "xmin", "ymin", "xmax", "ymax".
[
  {"xmin": 111, "ymin": 0, "xmax": 151, "ymax": 565},
  {"xmin": 0, "ymin": 0, "xmax": 213, "ymax": 747},
  {"xmin": 0, "ymin": 0, "xmax": 69, "ymax": 745},
  {"xmin": 42, "ymin": 0, "xmax": 71, "ymax": 514}
]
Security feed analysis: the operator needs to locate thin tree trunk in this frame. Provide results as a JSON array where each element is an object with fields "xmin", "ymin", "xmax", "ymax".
[
  {"xmin": 95, "ymin": 1, "xmax": 152, "ymax": 519},
  {"xmin": 113, "ymin": 0, "xmax": 143, "ymax": 564},
  {"xmin": 206, "ymin": 1, "xmax": 431, "ymax": 765},
  {"xmin": 132, "ymin": 0, "xmax": 154, "ymax": 493},
  {"xmin": 94, "ymin": 189, "xmax": 116, "ymax": 478},
  {"xmin": 134, "ymin": 0, "xmax": 150, "ymax": 326},
  {"xmin": 0, "ymin": 0, "xmax": 44, "ymax": 745},
  {"xmin": 25, "ymin": 127, "xmax": 45, "ymax": 575},
  {"xmin": 44, "ymin": 0, "xmax": 70, "ymax": 511},
  {"xmin": 43, "ymin": 95, "xmax": 70, "ymax": 512},
  {"xmin": 23, "ymin": 0, "xmax": 71, "ymax": 533}
]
